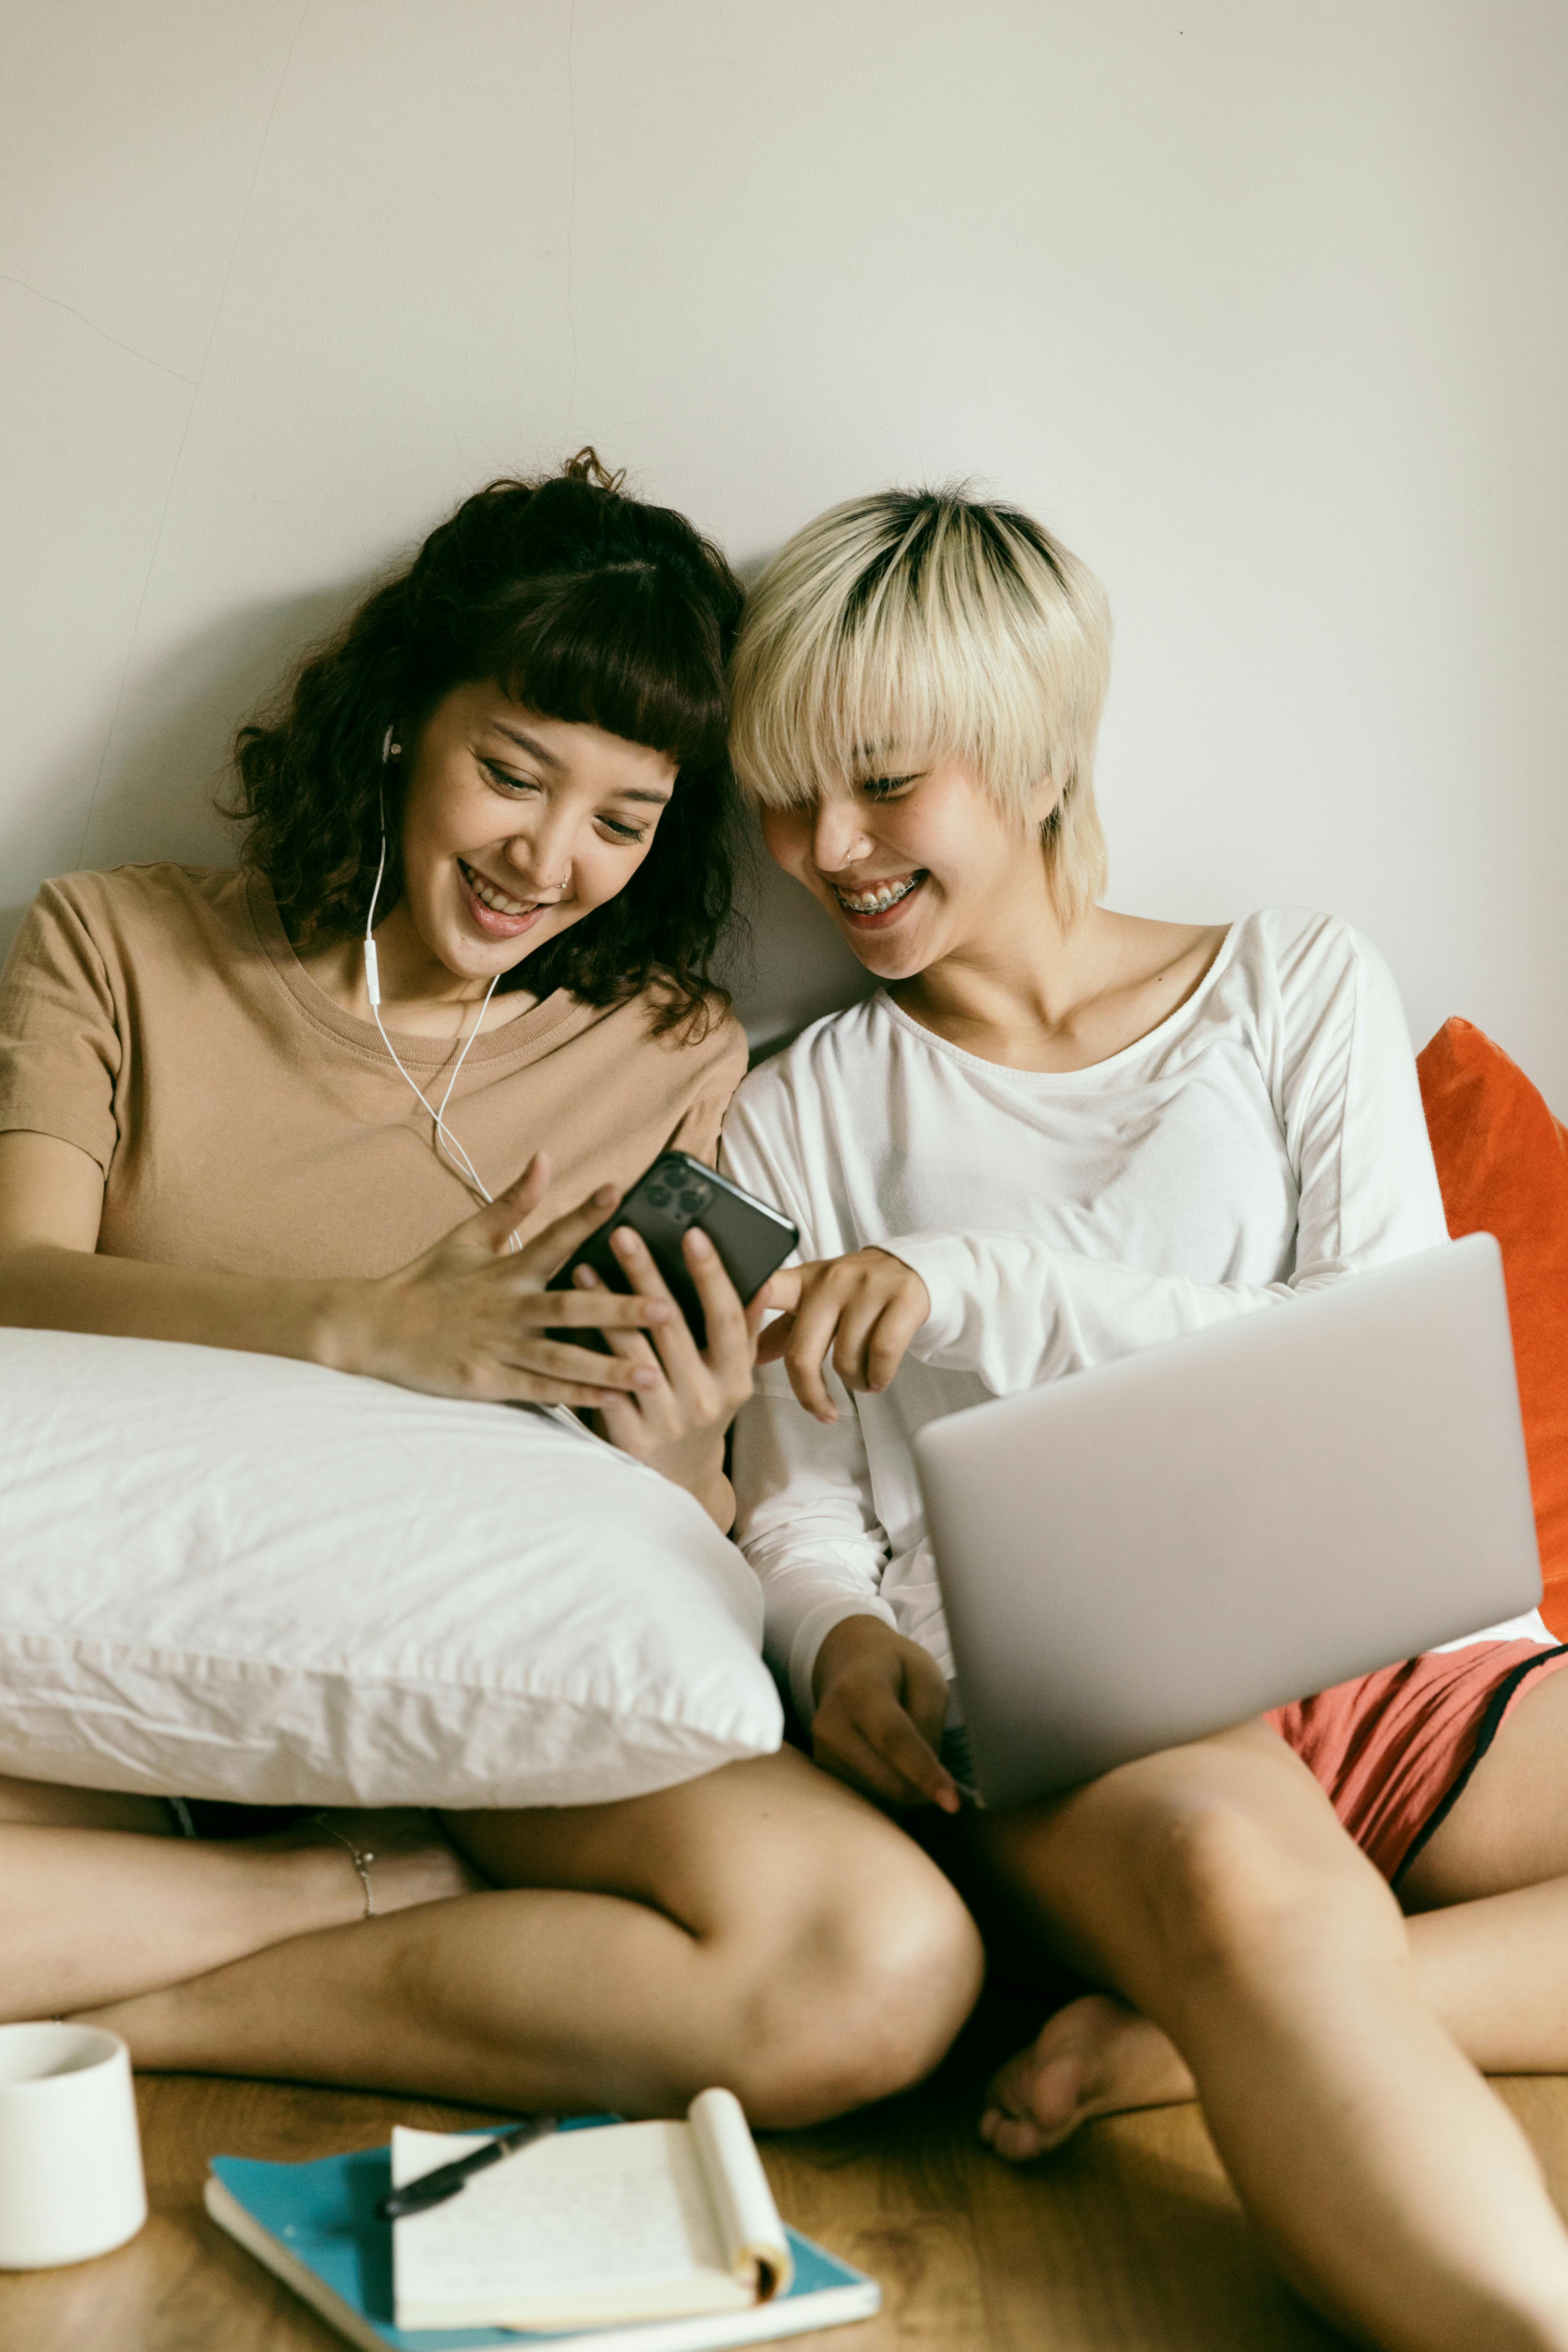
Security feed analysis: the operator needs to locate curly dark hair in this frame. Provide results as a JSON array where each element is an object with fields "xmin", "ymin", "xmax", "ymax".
[{"xmin": 225, "ymin": 450, "xmax": 746, "ymax": 1034}]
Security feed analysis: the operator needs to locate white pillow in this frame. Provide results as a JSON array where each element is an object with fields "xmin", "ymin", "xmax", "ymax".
[{"xmin": 0, "ymin": 1329, "xmax": 782, "ymax": 1809}]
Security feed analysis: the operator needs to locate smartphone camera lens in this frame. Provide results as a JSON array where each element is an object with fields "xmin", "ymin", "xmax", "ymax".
[
  {"xmin": 678, "ymin": 1186, "xmax": 710, "ymax": 1216},
  {"xmin": 645, "ymin": 1184, "xmax": 672, "ymax": 1208}
]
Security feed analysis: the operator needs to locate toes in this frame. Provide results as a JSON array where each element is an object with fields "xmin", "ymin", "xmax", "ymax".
[
  {"xmin": 980, "ymin": 2004, "xmax": 1124, "ymax": 2165},
  {"xmin": 983, "ymin": 2110, "xmax": 1048, "ymax": 2164},
  {"xmin": 984, "ymin": 2046, "xmax": 1041, "ymax": 2118},
  {"xmin": 979, "ymin": 1995, "xmax": 1199, "ymax": 2169},
  {"xmin": 989, "ymin": 2042, "xmax": 1087, "ymax": 2129}
]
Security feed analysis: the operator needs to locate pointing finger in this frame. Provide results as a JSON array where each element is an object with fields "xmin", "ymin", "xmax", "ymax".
[
  {"xmin": 784, "ymin": 1284, "xmax": 848, "ymax": 1421},
  {"xmin": 757, "ymin": 1267, "xmax": 803, "ymax": 1315}
]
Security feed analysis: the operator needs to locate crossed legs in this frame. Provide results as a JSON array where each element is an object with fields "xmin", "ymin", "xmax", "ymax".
[
  {"xmin": 970, "ymin": 1685, "xmax": 1568, "ymax": 2350},
  {"xmin": 61, "ymin": 1747, "xmax": 981, "ymax": 2129},
  {"xmin": 33, "ymin": 1687, "xmax": 1568, "ymax": 2341},
  {"xmin": 0, "ymin": 1778, "xmax": 485, "ymax": 2019},
  {"xmin": 982, "ymin": 1667, "xmax": 1568, "ymax": 2146}
]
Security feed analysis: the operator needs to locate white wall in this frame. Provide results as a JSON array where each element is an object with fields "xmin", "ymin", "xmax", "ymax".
[{"xmin": 4, "ymin": 1, "xmax": 1565, "ymax": 1097}]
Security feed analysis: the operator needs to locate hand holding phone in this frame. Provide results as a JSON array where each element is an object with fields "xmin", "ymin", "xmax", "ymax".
[
  {"xmin": 547, "ymin": 1153, "xmax": 798, "ymax": 1350},
  {"xmin": 561, "ymin": 1177, "xmax": 791, "ymax": 1525}
]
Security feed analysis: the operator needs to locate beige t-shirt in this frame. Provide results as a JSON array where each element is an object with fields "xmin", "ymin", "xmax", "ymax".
[{"xmin": 0, "ymin": 865, "xmax": 749, "ymax": 1281}]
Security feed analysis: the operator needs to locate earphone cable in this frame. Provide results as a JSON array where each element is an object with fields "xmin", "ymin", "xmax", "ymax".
[
  {"xmin": 365, "ymin": 743, "xmax": 499, "ymax": 1208},
  {"xmin": 370, "ymin": 992, "xmax": 497, "ymax": 1205}
]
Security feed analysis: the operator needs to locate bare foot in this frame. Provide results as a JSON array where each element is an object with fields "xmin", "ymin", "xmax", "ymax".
[
  {"xmin": 279, "ymin": 1809, "xmax": 488, "ymax": 1921},
  {"xmin": 979, "ymin": 1992, "xmax": 1197, "ymax": 2162}
]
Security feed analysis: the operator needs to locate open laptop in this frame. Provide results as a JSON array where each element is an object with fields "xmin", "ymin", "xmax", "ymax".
[{"xmin": 912, "ymin": 1234, "xmax": 1542, "ymax": 1809}]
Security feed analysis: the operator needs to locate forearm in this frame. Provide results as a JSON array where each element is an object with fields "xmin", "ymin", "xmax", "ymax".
[
  {"xmin": 747, "ymin": 1555, "xmax": 898, "ymax": 1723},
  {"xmin": 732, "ymin": 1376, "xmax": 896, "ymax": 1717},
  {"xmin": 883, "ymin": 1230, "xmax": 1293, "ymax": 1391},
  {"xmin": 0, "ymin": 1241, "xmax": 359, "ymax": 1371}
]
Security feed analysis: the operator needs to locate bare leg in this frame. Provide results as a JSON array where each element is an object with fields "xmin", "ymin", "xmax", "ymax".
[
  {"xmin": 80, "ymin": 1747, "xmax": 984, "ymax": 2129},
  {"xmin": 1399, "ymin": 1663, "xmax": 1568, "ymax": 1908},
  {"xmin": 986, "ymin": 1667, "xmax": 1568, "ymax": 2149},
  {"xmin": 967, "ymin": 1720, "xmax": 1568, "ymax": 2352},
  {"xmin": 0, "ymin": 1772, "xmax": 477, "ymax": 2019}
]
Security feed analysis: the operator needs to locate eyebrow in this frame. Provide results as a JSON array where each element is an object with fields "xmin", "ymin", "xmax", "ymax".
[
  {"xmin": 849, "ymin": 744, "xmax": 923, "ymax": 773},
  {"xmin": 492, "ymin": 722, "xmax": 565, "ymax": 770},
  {"xmin": 490, "ymin": 722, "xmax": 673, "ymax": 805}
]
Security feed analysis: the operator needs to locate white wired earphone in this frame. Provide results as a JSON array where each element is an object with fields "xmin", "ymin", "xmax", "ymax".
[{"xmin": 365, "ymin": 724, "xmax": 502, "ymax": 1206}]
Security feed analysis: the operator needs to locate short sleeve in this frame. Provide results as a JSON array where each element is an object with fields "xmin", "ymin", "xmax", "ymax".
[
  {"xmin": 664, "ymin": 1021, "xmax": 749, "ymax": 1169},
  {"xmin": 0, "ymin": 883, "xmax": 122, "ymax": 1171}
]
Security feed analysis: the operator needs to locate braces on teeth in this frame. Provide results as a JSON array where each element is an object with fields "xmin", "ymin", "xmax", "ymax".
[{"xmin": 836, "ymin": 874, "xmax": 922, "ymax": 913}]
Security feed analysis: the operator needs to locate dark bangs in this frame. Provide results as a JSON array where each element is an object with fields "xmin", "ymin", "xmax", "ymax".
[
  {"xmin": 485, "ymin": 568, "xmax": 729, "ymax": 778},
  {"xmin": 225, "ymin": 453, "xmax": 746, "ymax": 1036}
]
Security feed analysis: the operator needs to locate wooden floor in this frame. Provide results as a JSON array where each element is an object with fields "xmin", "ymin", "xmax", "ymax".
[{"xmin": 6, "ymin": 2043, "xmax": 1568, "ymax": 2352}]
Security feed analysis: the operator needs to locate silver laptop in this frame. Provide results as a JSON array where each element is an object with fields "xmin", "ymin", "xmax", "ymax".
[{"xmin": 913, "ymin": 1234, "xmax": 1542, "ymax": 1809}]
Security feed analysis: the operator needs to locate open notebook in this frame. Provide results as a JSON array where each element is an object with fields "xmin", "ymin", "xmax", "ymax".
[
  {"xmin": 392, "ymin": 2092, "xmax": 789, "ymax": 2330},
  {"xmin": 205, "ymin": 2107, "xmax": 879, "ymax": 2352}
]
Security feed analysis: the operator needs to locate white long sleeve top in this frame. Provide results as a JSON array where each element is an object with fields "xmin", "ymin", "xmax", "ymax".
[{"xmin": 722, "ymin": 908, "xmax": 1548, "ymax": 1723}]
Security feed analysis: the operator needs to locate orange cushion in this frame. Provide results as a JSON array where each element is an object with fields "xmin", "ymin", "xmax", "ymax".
[{"xmin": 1417, "ymin": 1020, "xmax": 1568, "ymax": 1636}]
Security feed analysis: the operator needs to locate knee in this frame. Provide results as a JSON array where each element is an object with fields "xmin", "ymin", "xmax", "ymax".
[
  {"xmin": 723, "ymin": 1844, "xmax": 983, "ymax": 2130},
  {"xmin": 1131, "ymin": 1796, "xmax": 1394, "ymax": 1990}
]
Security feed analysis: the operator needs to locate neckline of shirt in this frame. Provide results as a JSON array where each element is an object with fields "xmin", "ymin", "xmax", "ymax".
[
  {"xmin": 871, "ymin": 915, "xmax": 1248, "ymax": 1086},
  {"xmin": 244, "ymin": 872, "xmax": 588, "ymax": 1069}
]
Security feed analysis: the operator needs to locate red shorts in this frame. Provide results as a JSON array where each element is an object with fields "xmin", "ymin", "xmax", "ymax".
[{"xmin": 1267, "ymin": 1639, "xmax": 1568, "ymax": 1884}]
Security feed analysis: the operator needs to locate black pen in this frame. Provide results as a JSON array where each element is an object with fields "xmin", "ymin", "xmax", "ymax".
[{"xmin": 377, "ymin": 2117, "xmax": 560, "ymax": 2221}]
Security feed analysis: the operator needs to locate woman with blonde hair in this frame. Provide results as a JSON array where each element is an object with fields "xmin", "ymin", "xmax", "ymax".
[{"xmin": 726, "ymin": 482, "xmax": 1568, "ymax": 2349}]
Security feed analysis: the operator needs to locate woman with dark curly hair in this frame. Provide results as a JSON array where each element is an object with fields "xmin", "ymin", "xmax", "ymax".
[
  {"xmin": 0, "ymin": 453, "xmax": 982, "ymax": 2122},
  {"xmin": 1, "ymin": 451, "xmax": 754, "ymax": 1467}
]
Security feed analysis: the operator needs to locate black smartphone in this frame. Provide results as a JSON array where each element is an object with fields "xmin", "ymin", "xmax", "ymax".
[{"xmin": 546, "ymin": 1152, "xmax": 799, "ymax": 1352}]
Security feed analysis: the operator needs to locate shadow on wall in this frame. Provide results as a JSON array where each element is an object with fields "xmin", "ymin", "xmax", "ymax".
[
  {"xmin": 723, "ymin": 819, "xmax": 874, "ymax": 1059},
  {"xmin": 74, "ymin": 578, "xmax": 378, "ymax": 886}
]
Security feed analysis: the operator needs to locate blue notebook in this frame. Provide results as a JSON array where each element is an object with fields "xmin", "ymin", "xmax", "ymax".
[{"xmin": 205, "ymin": 2118, "xmax": 878, "ymax": 2352}]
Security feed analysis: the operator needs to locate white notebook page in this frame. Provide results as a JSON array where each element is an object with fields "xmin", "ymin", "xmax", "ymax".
[{"xmin": 392, "ymin": 2121, "xmax": 754, "ymax": 2330}]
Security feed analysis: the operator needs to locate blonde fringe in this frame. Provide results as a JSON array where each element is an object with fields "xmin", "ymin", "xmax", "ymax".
[{"xmin": 729, "ymin": 488, "xmax": 1112, "ymax": 925}]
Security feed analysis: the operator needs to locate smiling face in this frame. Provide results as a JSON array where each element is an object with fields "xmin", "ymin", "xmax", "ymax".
[
  {"xmin": 760, "ymin": 755, "xmax": 1063, "ymax": 984},
  {"xmin": 390, "ymin": 681, "xmax": 677, "ymax": 991}
]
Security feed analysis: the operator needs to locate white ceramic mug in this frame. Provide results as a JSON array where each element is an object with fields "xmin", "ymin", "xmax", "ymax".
[{"xmin": 0, "ymin": 2023, "xmax": 147, "ymax": 2268}]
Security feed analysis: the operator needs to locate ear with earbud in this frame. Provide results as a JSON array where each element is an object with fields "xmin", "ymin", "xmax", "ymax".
[{"xmin": 380, "ymin": 726, "xmax": 402, "ymax": 764}]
